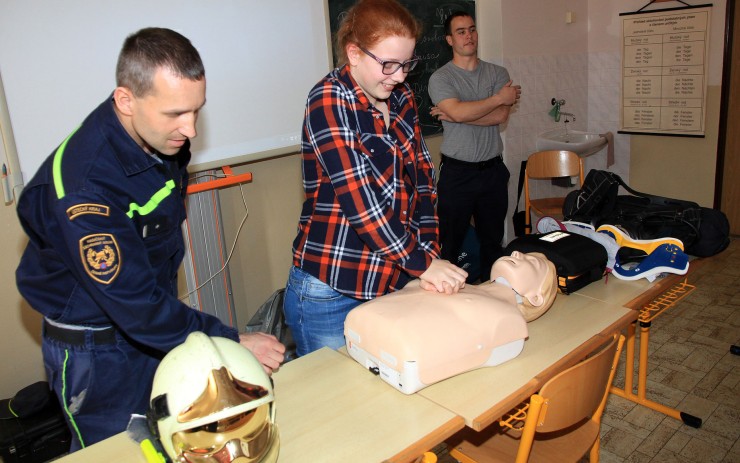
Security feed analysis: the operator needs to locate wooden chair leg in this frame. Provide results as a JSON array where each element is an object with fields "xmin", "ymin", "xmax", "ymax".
[
  {"xmin": 589, "ymin": 437, "xmax": 600, "ymax": 463},
  {"xmin": 514, "ymin": 394, "xmax": 544, "ymax": 463}
]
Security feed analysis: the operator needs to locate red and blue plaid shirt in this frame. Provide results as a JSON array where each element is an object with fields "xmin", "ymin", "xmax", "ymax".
[{"xmin": 292, "ymin": 65, "xmax": 440, "ymax": 299}]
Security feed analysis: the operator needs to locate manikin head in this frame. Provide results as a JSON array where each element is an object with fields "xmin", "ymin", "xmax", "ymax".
[{"xmin": 490, "ymin": 251, "xmax": 557, "ymax": 322}]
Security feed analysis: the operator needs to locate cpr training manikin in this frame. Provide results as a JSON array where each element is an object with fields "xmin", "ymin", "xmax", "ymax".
[{"xmin": 345, "ymin": 252, "xmax": 558, "ymax": 394}]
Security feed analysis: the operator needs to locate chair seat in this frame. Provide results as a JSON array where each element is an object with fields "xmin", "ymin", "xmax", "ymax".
[
  {"xmin": 449, "ymin": 419, "xmax": 599, "ymax": 463},
  {"xmin": 529, "ymin": 197, "xmax": 566, "ymax": 218}
]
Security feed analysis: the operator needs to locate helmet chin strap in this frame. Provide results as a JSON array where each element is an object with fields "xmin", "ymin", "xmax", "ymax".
[{"xmin": 493, "ymin": 277, "xmax": 524, "ymax": 304}]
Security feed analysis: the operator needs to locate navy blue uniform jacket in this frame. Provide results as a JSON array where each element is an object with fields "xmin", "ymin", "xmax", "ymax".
[{"xmin": 16, "ymin": 97, "xmax": 238, "ymax": 352}]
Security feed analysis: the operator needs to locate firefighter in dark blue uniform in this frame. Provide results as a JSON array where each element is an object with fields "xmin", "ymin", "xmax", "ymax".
[{"xmin": 15, "ymin": 28, "xmax": 285, "ymax": 451}]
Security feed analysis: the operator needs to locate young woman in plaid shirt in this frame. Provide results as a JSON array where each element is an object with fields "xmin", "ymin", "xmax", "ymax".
[{"xmin": 284, "ymin": 0, "xmax": 468, "ymax": 357}]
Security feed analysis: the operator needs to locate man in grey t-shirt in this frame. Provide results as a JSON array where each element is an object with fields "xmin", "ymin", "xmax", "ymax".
[{"xmin": 428, "ymin": 11, "xmax": 520, "ymax": 281}]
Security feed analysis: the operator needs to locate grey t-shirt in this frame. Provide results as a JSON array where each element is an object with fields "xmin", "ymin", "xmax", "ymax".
[{"xmin": 428, "ymin": 60, "xmax": 510, "ymax": 163}]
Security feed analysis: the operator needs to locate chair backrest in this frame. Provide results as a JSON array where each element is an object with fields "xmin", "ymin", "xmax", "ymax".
[
  {"xmin": 526, "ymin": 150, "xmax": 583, "ymax": 180},
  {"xmin": 535, "ymin": 334, "xmax": 624, "ymax": 432},
  {"xmin": 523, "ymin": 150, "xmax": 585, "ymax": 233}
]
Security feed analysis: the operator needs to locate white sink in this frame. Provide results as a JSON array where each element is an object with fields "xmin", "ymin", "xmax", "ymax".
[{"xmin": 536, "ymin": 129, "xmax": 608, "ymax": 157}]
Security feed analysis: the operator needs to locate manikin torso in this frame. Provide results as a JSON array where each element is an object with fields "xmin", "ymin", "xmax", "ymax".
[{"xmin": 344, "ymin": 252, "xmax": 556, "ymax": 393}]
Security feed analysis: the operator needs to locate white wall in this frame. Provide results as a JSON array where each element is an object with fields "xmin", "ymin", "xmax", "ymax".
[
  {"xmin": 0, "ymin": 87, "xmax": 45, "ymax": 398},
  {"xmin": 0, "ymin": 1, "xmax": 331, "ymax": 182},
  {"xmin": 0, "ymin": 194, "xmax": 45, "ymax": 399},
  {"xmin": 589, "ymin": 0, "xmax": 726, "ymax": 205},
  {"xmin": 0, "ymin": 0, "xmax": 729, "ymax": 400},
  {"xmin": 492, "ymin": 0, "xmax": 600, "ymax": 240},
  {"xmin": 480, "ymin": 0, "xmax": 727, "ymax": 242}
]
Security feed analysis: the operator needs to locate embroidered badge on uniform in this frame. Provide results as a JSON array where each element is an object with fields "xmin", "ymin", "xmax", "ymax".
[
  {"xmin": 67, "ymin": 203, "xmax": 111, "ymax": 221},
  {"xmin": 79, "ymin": 234, "xmax": 121, "ymax": 284}
]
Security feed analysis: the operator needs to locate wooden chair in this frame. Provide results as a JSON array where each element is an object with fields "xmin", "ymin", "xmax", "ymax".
[
  {"xmin": 448, "ymin": 334, "xmax": 625, "ymax": 463},
  {"xmin": 524, "ymin": 150, "xmax": 584, "ymax": 233}
]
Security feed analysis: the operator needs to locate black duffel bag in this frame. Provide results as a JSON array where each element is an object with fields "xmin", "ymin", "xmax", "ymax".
[
  {"xmin": 563, "ymin": 170, "xmax": 729, "ymax": 256},
  {"xmin": 601, "ymin": 194, "xmax": 702, "ymax": 250},
  {"xmin": 0, "ymin": 382, "xmax": 71, "ymax": 463},
  {"xmin": 688, "ymin": 207, "xmax": 731, "ymax": 257}
]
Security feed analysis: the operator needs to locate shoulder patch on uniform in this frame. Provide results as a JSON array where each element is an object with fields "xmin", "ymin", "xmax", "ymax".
[
  {"xmin": 67, "ymin": 204, "xmax": 111, "ymax": 221},
  {"xmin": 79, "ymin": 234, "xmax": 121, "ymax": 284}
]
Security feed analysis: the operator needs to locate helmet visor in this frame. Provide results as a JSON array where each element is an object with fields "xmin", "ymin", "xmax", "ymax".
[{"xmin": 172, "ymin": 403, "xmax": 275, "ymax": 463}]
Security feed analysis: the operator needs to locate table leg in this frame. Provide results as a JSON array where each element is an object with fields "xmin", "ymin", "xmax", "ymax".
[{"xmin": 610, "ymin": 280, "xmax": 702, "ymax": 428}]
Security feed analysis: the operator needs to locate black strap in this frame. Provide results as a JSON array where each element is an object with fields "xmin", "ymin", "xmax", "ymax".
[
  {"xmin": 607, "ymin": 171, "xmax": 699, "ymax": 209},
  {"xmin": 514, "ymin": 160, "xmax": 527, "ymax": 213}
]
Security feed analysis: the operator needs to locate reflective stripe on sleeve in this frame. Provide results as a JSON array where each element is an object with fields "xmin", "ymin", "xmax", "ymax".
[{"xmin": 53, "ymin": 127, "xmax": 81, "ymax": 199}]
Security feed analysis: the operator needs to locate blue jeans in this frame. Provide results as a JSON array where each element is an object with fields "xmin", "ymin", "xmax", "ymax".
[{"xmin": 284, "ymin": 266, "xmax": 363, "ymax": 357}]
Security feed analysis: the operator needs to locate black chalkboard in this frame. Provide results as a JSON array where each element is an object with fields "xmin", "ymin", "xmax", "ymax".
[{"xmin": 328, "ymin": 0, "xmax": 476, "ymax": 136}]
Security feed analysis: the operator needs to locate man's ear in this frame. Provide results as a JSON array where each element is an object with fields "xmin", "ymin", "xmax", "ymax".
[
  {"xmin": 445, "ymin": 35, "xmax": 453, "ymax": 47},
  {"xmin": 113, "ymin": 87, "xmax": 134, "ymax": 116}
]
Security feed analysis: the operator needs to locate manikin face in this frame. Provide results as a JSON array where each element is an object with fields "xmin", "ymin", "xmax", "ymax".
[
  {"xmin": 490, "ymin": 251, "xmax": 549, "ymax": 302},
  {"xmin": 446, "ymin": 15, "xmax": 478, "ymax": 58},
  {"xmin": 347, "ymin": 35, "xmax": 416, "ymax": 107},
  {"xmin": 115, "ymin": 67, "xmax": 206, "ymax": 156}
]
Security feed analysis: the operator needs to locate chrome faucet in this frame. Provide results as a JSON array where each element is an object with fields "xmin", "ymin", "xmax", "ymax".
[{"xmin": 549, "ymin": 98, "xmax": 566, "ymax": 122}]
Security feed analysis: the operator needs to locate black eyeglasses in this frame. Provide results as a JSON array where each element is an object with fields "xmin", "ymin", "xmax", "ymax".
[{"xmin": 359, "ymin": 46, "xmax": 419, "ymax": 75}]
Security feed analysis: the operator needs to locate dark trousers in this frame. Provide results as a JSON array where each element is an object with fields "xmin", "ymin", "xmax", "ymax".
[
  {"xmin": 42, "ymin": 323, "xmax": 161, "ymax": 451},
  {"xmin": 437, "ymin": 156, "xmax": 510, "ymax": 282}
]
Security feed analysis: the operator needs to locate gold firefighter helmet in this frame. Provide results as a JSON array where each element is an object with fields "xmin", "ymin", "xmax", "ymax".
[{"xmin": 148, "ymin": 332, "xmax": 279, "ymax": 463}]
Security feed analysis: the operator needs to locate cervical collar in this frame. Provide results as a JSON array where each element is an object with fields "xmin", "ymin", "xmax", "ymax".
[
  {"xmin": 597, "ymin": 224, "xmax": 684, "ymax": 252},
  {"xmin": 612, "ymin": 243, "xmax": 689, "ymax": 282}
]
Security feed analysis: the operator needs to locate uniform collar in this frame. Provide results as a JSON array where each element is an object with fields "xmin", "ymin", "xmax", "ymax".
[{"xmin": 98, "ymin": 95, "xmax": 190, "ymax": 176}]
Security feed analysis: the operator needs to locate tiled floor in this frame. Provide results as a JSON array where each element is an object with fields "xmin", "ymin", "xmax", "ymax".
[
  {"xmin": 441, "ymin": 238, "xmax": 740, "ymax": 463},
  {"xmin": 598, "ymin": 238, "xmax": 740, "ymax": 463}
]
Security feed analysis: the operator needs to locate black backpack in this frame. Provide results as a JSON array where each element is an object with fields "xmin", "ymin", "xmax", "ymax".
[
  {"xmin": 562, "ymin": 169, "xmax": 620, "ymax": 224},
  {"xmin": 505, "ymin": 231, "xmax": 607, "ymax": 294},
  {"xmin": 245, "ymin": 288, "xmax": 298, "ymax": 362}
]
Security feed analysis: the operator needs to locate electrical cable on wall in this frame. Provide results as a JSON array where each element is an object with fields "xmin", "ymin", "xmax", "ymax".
[{"xmin": 179, "ymin": 177, "xmax": 250, "ymax": 302}]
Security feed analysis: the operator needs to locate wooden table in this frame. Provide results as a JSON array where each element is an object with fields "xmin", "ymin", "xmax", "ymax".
[
  {"xmin": 59, "ymin": 273, "xmax": 689, "ymax": 462},
  {"xmin": 417, "ymin": 295, "xmax": 636, "ymax": 430},
  {"xmin": 271, "ymin": 347, "xmax": 463, "ymax": 463},
  {"xmin": 54, "ymin": 348, "xmax": 464, "ymax": 463}
]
